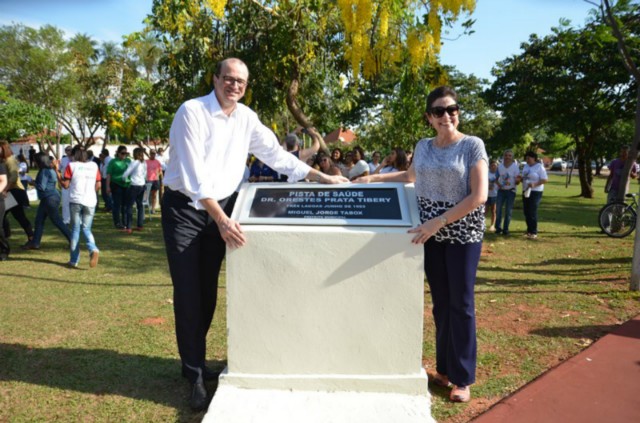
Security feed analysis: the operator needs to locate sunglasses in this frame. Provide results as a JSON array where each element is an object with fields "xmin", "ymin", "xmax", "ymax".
[{"xmin": 428, "ymin": 104, "xmax": 460, "ymax": 118}]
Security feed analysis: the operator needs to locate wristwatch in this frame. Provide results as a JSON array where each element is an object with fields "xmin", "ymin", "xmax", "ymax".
[{"xmin": 437, "ymin": 215, "xmax": 448, "ymax": 226}]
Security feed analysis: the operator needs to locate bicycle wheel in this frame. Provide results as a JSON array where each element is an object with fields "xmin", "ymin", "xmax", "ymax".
[{"xmin": 598, "ymin": 202, "xmax": 637, "ymax": 238}]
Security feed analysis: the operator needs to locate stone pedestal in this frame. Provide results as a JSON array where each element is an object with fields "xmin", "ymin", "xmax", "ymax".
[{"xmin": 203, "ymin": 183, "xmax": 434, "ymax": 423}]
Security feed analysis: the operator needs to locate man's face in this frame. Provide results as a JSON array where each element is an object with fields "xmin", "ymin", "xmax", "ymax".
[
  {"xmin": 65, "ymin": 149, "xmax": 72, "ymax": 157},
  {"xmin": 373, "ymin": 153, "xmax": 381, "ymax": 162},
  {"xmin": 504, "ymin": 152, "xmax": 513, "ymax": 162},
  {"xmin": 620, "ymin": 149, "xmax": 629, "ymax": 160},
  {"xmin": 213, "ymin": 60, "xmax": 249, "ymax": 109}
]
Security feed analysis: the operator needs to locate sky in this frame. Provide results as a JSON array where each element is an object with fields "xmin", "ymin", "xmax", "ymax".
[{"xmin": 0, "ymin": 0, "xmax": 598, "ymax": 82}]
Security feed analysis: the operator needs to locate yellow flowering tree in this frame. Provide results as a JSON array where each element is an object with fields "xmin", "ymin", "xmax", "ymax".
[{"xmin": 148, "ymin": 0, "xmax": 475, "ymax": 150}]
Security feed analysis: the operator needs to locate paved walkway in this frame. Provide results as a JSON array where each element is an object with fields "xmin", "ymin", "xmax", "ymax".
[{"xmin": 471, "ymin": 314, "xmax": 640, "ymax": 423}]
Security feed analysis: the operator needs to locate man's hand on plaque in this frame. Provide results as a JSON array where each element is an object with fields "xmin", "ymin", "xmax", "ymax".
[
  {"xmin": 322, "ymin": 174, "xmax": 349, "ymax": 184},
  {"xmin": 219, "ymin": 217, "xmax": 246, "ymax": 249}
]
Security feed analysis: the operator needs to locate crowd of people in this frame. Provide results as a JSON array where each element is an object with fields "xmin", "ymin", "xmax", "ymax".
[
  {"xmin": 246, "ymin": 141, "xmax": 414, "ymax": 183},
  {"xmin": 0, "ymin": 141, "xmax": 167, "ymax": 264},
  {"xmin": 486, "ymin": 149, "xmax": 549, "ymax": 239}
]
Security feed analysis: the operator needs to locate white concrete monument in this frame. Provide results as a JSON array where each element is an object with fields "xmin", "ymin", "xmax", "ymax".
[{"xmin": 204, "ymin": 183, "xmax": 434, "ymax": 423}]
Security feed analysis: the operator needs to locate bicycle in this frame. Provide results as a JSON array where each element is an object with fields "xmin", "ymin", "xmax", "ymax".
[{"xmin": 598, "ymin": 193, "xmax": 638, "ymax": 238}]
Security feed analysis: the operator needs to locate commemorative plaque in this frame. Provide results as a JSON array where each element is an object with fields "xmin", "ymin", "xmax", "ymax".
[{"xmin": 235, "ymin": 183, "xmax": 414, "ymax": 226}]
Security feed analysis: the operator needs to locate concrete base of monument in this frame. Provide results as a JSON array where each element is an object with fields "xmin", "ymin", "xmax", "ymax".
[
  {"xmin": 215, "ymin": 367, "xmax": 430, "ymax": 394},
  {"xmin": 207, "ymin": 183, "xmax": 435, "ymax": 422},
  {"xmin": 203, "ymin": 375, "xmax": 435, "ymax": 423}
]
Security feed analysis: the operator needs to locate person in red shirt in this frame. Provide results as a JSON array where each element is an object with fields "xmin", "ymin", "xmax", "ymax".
[{"xmin": 146, "ymin": 150, "xmax": 163, "ymax": 213}]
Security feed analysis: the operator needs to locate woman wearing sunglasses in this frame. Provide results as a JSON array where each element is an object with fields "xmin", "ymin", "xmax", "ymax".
[{"xmin": 354, "ymin": 86, "xmax": 488, "ymax": 403}]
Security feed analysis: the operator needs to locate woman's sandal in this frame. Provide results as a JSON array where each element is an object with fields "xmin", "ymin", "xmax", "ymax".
[
  {"xmin": 450, "ymin": 385, "xmax": 471, "ymax": 403},
  {"xmin": 431, "ymin": 373, "xmax": 451, "ymax": 388}
]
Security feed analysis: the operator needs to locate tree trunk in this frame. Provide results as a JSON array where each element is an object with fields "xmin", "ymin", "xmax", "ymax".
[
  {"xmin": 577, "ymin": 157, "xmax": 594, "ymax": 198},
  {"xmin": 285, "ymin": 77, "xmax": 329, "ymax": 155}
]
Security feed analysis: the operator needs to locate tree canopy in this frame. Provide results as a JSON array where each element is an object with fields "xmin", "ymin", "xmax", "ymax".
[
  {"xmin": 486, "ymin": 9, "xmax": 638, "ymax": 197},
  {"xmin": 147, "ymin": 0, "xmax": 476, "ymax": 151}
]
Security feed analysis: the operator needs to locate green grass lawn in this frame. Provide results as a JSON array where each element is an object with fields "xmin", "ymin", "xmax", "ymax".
[{"xmin": 1, "ymin": 173, "xmax": 639, "ymax": 422}]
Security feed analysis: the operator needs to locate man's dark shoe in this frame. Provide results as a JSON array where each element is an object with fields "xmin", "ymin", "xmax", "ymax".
[
  {"xmin": 189, "ymin": 379, "xmax": 208, "ymax": 411},
  {"xmin": 182, "ymin": 366, "xmax": 220, "ymax": 381}
]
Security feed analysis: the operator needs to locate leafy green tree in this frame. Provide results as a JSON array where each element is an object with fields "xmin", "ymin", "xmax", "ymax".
[
  {"xmin": 586, "ymin": 0, "xmax": 640, "ymax": 202},
  {"xmin": 0, "ymin": 24, "xmax": 115, "ymax": 149},
  {"xmin": 355, "ymin": 66, "xmax": 499, "ymax": 156},
  {"xmin": 486, "ymin": 15, "xmax": 637, "ymax": 198},
  {"xmin": 0, "ymin": 86, "xmax": 56, "ymax": 148},
  {"xmin": 0, "ymin": 24, "xmax": 75, "ymax": 120},
  {"xmin": 585, "ymin": 0, "xmax": 640, "ymax": 290},
  {"xmin": 146, "ymin": 0, "xmax": 476, "ymax": 152}
]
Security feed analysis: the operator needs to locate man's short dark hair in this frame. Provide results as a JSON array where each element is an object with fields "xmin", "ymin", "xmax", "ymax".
[{"xmin": 72, "ymin": 145, "xmax": 87, "ymax": 162}]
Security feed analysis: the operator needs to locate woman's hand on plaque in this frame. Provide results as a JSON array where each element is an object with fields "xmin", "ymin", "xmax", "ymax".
[{"xmin": 353, "ymin": 175, "xmax": 373, "ymax": 184}]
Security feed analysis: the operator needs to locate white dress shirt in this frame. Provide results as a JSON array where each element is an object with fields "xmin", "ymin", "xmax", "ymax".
[
  {"xmin": 100, "ymin": 156, "xmax": 112, "ymax": 178},
  {"xmin": 123, "ymin": 160, "xmax": 147, "ymax": 186},
  {"xmin": 164, "ymin": 91, "xmax": 311, "ymax": 210}
]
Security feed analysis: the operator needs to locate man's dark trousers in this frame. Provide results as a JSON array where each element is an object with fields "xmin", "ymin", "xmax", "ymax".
[{"xmin": 161, "ymin": 188, "xmax": 237, "ymax": 383}]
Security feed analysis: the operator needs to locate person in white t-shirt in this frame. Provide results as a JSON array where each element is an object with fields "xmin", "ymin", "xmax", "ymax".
[
  {"xmin": 99, "ymin": 149, "xmax": 113, "ymax": 212},
  {"xmin": 156, "ymin": 147, "xmax": 167, "ymax": 171},
  {"xmin": 485, "ymin": 160, "xmax": 499, "ymax": 232},
  {"xmin": 368, "ymin": 151, "xmax": 381, "ymax": 173},
  {"xmin": 59, "ymin": 146, "xmax": 101, "ymax": 268},
  {"xmin": 122, "ymin": 147, "xmax": 148, "ymax": 233},
  {"xmin": 348, "ymin": 146, "xmax": 370, "ymax": 180},
  {"xmin": 521, "ymin": 151, "xmax": 548, "ymax": 239},
  {"xmin": 494, "ymin": 149, "xmax": 521, "ymax": 235},
  {"xmin": 372, "ymin": 148, "xmax": 409, "ymax": 174}
]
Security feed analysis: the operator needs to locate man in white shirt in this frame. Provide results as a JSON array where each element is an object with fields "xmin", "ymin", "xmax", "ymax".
[
  {"xmin": 155, "ymin": 147, "xmax": 167, "ymax": 171},
  {"xmin": 161, "ymin": 57, "xmax": 347, "ymax": 411},
  {"xmin": 368, "ymin": 151, "xmax": 381, "ymax": 173},
  {"xmin": 99, "ymin": 149, "xmax": 113, "ymax": 212},
  {"xmin": 494, "ymin": 149, "xmax": 521, "ymax": 235}
]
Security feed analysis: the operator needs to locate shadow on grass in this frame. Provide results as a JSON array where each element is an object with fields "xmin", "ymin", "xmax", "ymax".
[
  {"xmin": 2, "ymin": 256, "xmax": 76, "ymax": 267},
  {"xmin": 0, "ymin": 271, "xmax": 171, "ymax": 287},
  {"xmin": 533, "ymin": 319, "xmax": 640, "ymax": 341},
  {"xmin": 521, "ymin": 257, "xmax": 630, "ymax": 267},
  {"xmin": 476, "ymin": 256, "xmax": 630, "ymax": 286},
  {"xmin": 475, "ymin": 274, "xmax": 625, "ymax": 288},
  {"xmin": 0, "ymin": 343, "xmax": 226, "ymax": 421},
  {"xmin": 529, "ymin": 324, "xmax": 619, "ymax": 340}
]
